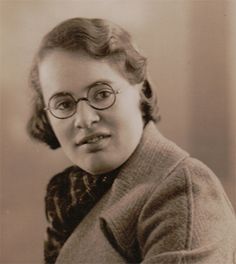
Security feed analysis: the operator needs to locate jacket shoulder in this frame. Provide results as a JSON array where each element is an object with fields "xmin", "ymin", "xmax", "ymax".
[{"xmin": 137, "ymin": 157, "xmax": 236, "ymax": 262}]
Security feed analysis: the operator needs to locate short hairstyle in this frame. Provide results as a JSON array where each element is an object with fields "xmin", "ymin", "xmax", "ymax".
[{"xmin": 27, "ymin": 17, "xmax": 160, "ymax": 149}]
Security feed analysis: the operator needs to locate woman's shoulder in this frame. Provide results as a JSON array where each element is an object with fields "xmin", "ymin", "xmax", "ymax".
[
  {"xmin": 150, "ymin": 156, "xmax": 235, "ymax": 220},
  {"xmin": 135, "ymin": 157, "xmax": 236, "ymax": 262},
  {"xmin": 167, "ymin": 156, "xmax": 230, "ymax": 209}
]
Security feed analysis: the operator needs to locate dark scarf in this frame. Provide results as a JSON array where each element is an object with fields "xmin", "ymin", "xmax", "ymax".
[{"xmin": 44, "ymin": 166, "xmax": 119, "ymax": 264}]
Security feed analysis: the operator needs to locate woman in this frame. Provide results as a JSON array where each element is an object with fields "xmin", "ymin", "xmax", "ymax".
[{"xmin": 28, "ymin": 18, "xmax": 236, "ymax": 264}]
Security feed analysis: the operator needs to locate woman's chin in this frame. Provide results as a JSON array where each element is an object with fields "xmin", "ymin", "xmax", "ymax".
[
  {"xmin": 78, "ymin": 157, "xmax": 121, "ymax": 175},
  {"xmin": 83, "ymin": 163, "xmax": 116, "ymax": 175}
]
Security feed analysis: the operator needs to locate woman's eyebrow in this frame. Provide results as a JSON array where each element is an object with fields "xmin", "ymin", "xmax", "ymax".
[
  {"xmin": 85, "ymin": 79, "xmax": 113, "ymax": 90},
  {"xmin": 49, "ymin": 79, "xmax": 113, "ymax": 99},
  {"xmin": 48, "ymin": 91, "xmax": 73, "ymax": 101}
]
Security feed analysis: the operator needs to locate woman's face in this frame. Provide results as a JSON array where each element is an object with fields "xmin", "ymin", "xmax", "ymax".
[{"xmin": 39, "ymin": 49, "xmax": 144, "ymax": 174}]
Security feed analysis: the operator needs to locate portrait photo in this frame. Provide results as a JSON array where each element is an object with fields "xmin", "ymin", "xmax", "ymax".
[{"xmin": 1, "ymin": 1, "xmax": 236, "ymax": 263}]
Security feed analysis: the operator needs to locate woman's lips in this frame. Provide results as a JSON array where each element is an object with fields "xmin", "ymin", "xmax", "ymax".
[{"xmin": 75, "ymin": 133, "xmax": 111, "ymax": 147}]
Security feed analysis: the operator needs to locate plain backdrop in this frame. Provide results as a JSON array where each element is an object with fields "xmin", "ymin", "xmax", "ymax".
[{"xmin": 1, "ymin": 0, "xmax": 236, "ymax": 263}]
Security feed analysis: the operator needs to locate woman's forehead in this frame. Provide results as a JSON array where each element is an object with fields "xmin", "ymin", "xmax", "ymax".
[{"xmin": 38, "ymin": 49, "xmax": 131, "ymax": 99}]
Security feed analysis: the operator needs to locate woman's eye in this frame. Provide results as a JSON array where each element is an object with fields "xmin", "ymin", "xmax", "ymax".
[
  {"xmin": 55, "ymin": 100, "xmax": 74, "ymax": 110},
  {"xmin": 94, "ymin": 90, "xmax": 112, "ymax": 101}
]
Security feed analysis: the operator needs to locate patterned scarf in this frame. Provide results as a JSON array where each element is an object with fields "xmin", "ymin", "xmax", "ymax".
[{"xmin": 44, "ymin": 166, "xmax": 119, "ymax": 264}]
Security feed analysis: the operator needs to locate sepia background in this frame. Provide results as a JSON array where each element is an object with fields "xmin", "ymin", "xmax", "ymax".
[{"xmin": 1, "ymin": 0, "xmax": 236, "ymax": 263}]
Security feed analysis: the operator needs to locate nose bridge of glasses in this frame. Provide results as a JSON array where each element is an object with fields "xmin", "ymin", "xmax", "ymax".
[
  {"xmin": 75, "ymin": 97, "xmax": 89, "ymax": 104},
  {"xmin": 74, "ymin": 97, "xmax": 92, "ymax": 114}
]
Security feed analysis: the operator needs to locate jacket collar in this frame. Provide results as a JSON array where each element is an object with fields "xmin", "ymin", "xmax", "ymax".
[{"xmin": 105, "ymin": 121, "xmax": 189, "ymax": 206}]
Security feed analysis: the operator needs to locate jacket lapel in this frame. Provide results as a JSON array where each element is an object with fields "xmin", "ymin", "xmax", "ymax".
[{"xmin": 99, "ymin": 122, "xmax": 189, "ymax": 258}]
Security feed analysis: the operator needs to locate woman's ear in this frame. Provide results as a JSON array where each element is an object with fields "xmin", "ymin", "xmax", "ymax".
[
  {"xmin": 139, "ymin": 77, "xmax": 160, "ymax": 124},
  {"xmin": 142, "ymin": 79, "xmax": 153, "ymax": 99}
]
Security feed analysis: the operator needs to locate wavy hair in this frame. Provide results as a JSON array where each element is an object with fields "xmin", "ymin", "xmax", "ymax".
[{"xmin": 27, "ymin": 17, "xmax": 160, "ymax": 149}]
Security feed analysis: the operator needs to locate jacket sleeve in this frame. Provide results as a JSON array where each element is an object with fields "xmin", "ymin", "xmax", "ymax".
[{"xmin": 137, "ymin": 160, "xmax": 236, "ymax": 264}]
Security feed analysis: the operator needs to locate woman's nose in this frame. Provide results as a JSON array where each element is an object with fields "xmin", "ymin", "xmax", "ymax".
[{"xmin": 74, "ymin": 101, "xmax": 100, "ymax": 129}]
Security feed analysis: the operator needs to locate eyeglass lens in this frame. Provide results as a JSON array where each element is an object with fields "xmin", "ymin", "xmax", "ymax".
[{"xmin": 48, "ymin": 84, "xmax": 116, "ymax": 119}]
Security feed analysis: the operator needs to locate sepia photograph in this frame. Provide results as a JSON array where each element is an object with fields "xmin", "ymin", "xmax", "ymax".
[{"xmin": 1, "ymin": 0, "xmax": 236, "ymax": 263}]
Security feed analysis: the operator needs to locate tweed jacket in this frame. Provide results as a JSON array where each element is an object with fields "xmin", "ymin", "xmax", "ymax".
[{"xmin": 56, "ymin": 122, "xmax": 236, "ymax": 264}]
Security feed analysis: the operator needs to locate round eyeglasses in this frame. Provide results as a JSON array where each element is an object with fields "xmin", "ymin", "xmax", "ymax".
[{"xmin": 44, "ymin": 83, "xmax": 120, "ymax": 119}]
